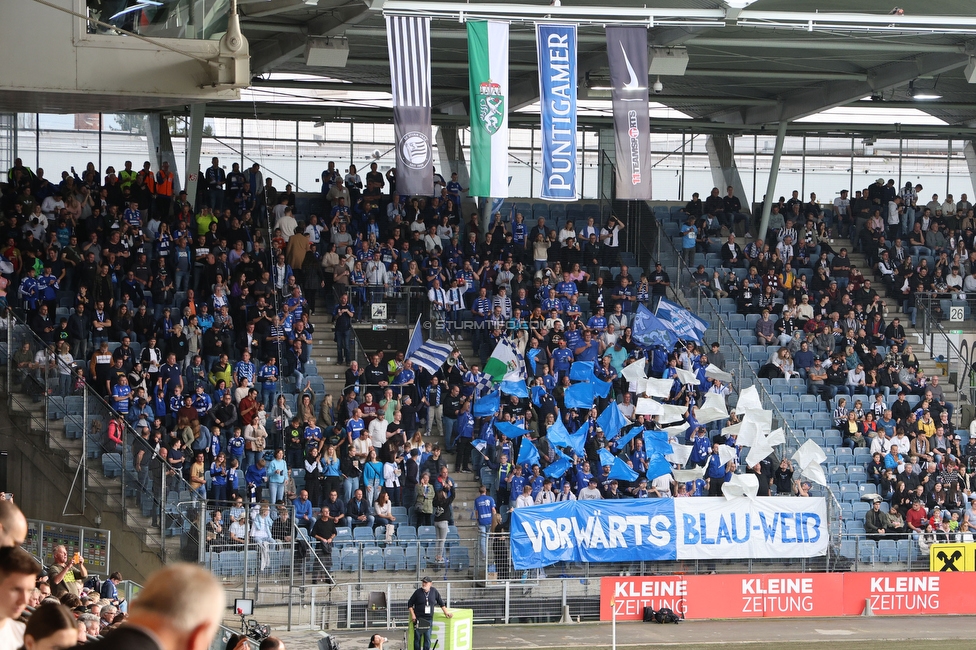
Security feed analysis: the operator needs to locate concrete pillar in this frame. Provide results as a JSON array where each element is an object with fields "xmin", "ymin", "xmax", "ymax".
[
  {"xmin": 706, "ymin": 134, "xmax": 750, "ymax": 210},
  {"xmin": 435, "ymin": 124, "xmax": 469, "ymax": 188},
  {"xmin": 183, "ymin": 103, "xmax": 207, "ymax": 207},
  {"xmin": 437, "ymin": 123, "xmax": 478, "ymax": 226},
  {"xmin": 963, "ymin": 141, "xmax": 976, "ymax": 195},
  {"xmin": 598, "ymin": 128, "xmax": 615, "ymax": 200},
  {"xmin": 147, "ymin": 113, "xmax": 182, "ymax": 193},
  {"xmin": 758, "ymin": 122, "xmax": 789, "ymax": 243}
]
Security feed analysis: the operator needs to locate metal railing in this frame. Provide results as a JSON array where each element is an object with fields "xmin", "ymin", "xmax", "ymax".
[
  {"xmin": 339, "ymin": 285, "xmax": 430, "ymax": 328},
  {"xmin": 21, "ymin": 517, "xmax": 113, "ymax": 576},
  {"xmin": 915, "ymin": 292, "xmax": 976, "ymax": 407},
  {"xmin": 2, "ymin": 310, "xmax": 202, "ymax": 565}
]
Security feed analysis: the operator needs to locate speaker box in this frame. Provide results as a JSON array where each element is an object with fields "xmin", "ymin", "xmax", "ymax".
[
  {"xmin": 965, "ymin": 57, "xmax": 976, "ymax": 83},
  {"xmin": 648, "ymin": 46, "xmax": 689, "ymax": 76},
  {"xmin": 305, "ymin": 37, "xmax": 350, "ymax": 67}
]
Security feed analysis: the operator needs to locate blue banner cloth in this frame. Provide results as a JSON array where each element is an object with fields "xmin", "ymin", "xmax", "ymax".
[
  {"xmin": 564, "ymin": 383, "xmax": 595, "ymax": 409},
  {"xmin": 473, "ymin": 390, "xmax": 500, "ymax": 417},
  {"xmin": 536, "ymin": 23, "xmax": 578, "ymax": 201},
  {"xmin": 597, "ymin": 403, "xmax": 629, "ymax": 438},
  {"xmin": 645, "ymin": 452, "xmax": 674, "ymax": 481},
  {"xmin": 643, "ymin": 429, "xmax": 674, "ymax": 456},
  {"xmin": 500, "ymin": 380, "xmax": 529, "ymax": 398},
  {"xmin": 655, "ymin": 298, "xmax": 709, "ymax": 343},
  {"xmin": 632, "ymin": 304, "xmax": 679, "ymax": 349},
  {"xmin": 495, "ymin": 420, "xmax": 529, "ymax": 439},
  {"xmin": 569, "ymin": 361, "xmax": 595, "ymax": 381},
  {"xmin": 517, "ymin": 439, "xmax": 540, "ymax": 466},
  {"xmin": 608, "ymin": 458, "xmax": 640, "ymax": 482}
]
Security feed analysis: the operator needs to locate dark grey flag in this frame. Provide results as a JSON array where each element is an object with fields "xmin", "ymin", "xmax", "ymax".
[
  {"xmin": 606, "ymin": 26, "xmax": 651, "ymax": 200},
  {"xmin": 386, "ymin": 15, "xmax": 433, "ymax": 197}
]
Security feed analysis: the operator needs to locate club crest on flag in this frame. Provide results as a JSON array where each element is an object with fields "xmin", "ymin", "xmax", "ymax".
[
  {"xmin": 398, "ymin": 131, "xmax": 432, "ymax": 169},
  {"xmin": 478, "ymin": 80, "xmax": 505, "ymax": 135}
]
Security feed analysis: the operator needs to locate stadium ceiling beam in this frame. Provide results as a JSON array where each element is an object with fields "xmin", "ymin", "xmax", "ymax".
[
  {"xmin": 181, "ymin": 103, "xmax": 976, "ymax": 137},
  {"xmin": 248, "ymin": 78, "xmax": 783, "ymax": 106},
  {"xmin": 709, "ymin": 52, "xmax": 972, "ymax": 126},
  {"xmin": 250, "ymin": 24, "xmax": 970, "ymax": 55},
  {"xmin": 375, "ymin": 2, "xmax": 976, "ymax": 34},
  {"xmin": 249, "ymin": 2, "xmax": 371, "ymax": 74}
]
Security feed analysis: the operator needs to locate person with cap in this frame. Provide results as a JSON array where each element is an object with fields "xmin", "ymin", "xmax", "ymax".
[
  {"xmin": 647, "ymin": 262, "xmax": 670, "ymax": 303},
  {"xmin": 578, "ymin": 478, "xmax": 603, "ymax": 500},
  {"xmin": 864, "ymin": 497, "xmax": 892, "ymax": 541},
  {"xmin": 407, "ymin": 577, "xmax": 451, "ymax": 650}
]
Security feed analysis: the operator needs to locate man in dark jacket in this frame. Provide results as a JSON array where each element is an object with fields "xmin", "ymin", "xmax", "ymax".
[{"xmin": 346, "ymin": 489, "xmax": 373, "ymax": 528}]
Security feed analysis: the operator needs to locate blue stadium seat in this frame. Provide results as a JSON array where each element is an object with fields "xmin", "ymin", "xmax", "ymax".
[
  {"xmin": 417, "ymin": 526, "xmax": 436, "ymax": 546},
  {"xmin": 340, "ymin": 548, "xmax": 360, "ymax": 571},
  {"xmin": 877, "ymin": 540, "xmax": 898, "ymax": 563},
  {"xmin": 362, "ymin": 548, "xmax": 384, "ymax": 571},
  {"xmin": 384, "ymin": 547, "xmax": 407, "ymax": 571},
  {"xmin": 839, "ymin": 540, "xmax": 856, "ymax": 559},
  {"xmin": 858, "ymin": 539, "xmax": 877, "ymax": 564},
  {"xmin": 449, "ymin": 546, "xmax": 470, "ymax": 571},
  {"xmin": 397, "ymin": 525, "xmax": 418, "ymax": 546}
]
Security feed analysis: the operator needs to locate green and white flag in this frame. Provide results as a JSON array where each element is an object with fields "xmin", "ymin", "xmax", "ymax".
[
  {"xmin": 484, "ymin": 337, "xmax": 524, "ymax": 383},
  {"xmin": 467, "ymin": 20, "xmax": 509, "ymax": 199}
]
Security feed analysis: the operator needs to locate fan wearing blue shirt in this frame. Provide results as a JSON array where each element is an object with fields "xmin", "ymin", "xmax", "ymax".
[
  {"xmin": 258, "ymin": 358, "xmax": 279, "ymax": 408},
  {"xmin": 227, "ymin": 428, "xmax": 246, "ymax": 463},
  {"xmin": 680, "ymin": 216, "xmax": 698, "ymax": 266},
  {"xmin": 705, "ymin": 442, "xmax": 730, "ymax": 496},
  {"xmin": 688, "ymin": 427, "xmax": 710, "ymax": 467},
  {"xmin": 112, "ymin": 379, "xmax": 132, "ymax": 415},
  {"xmin": 551, "ymin": 339, "xmax": 574, "ymax": 379},
  {"xmin": 573, "ymin": 331, "xmax": 600, "ymax": 363},
  {"xmin": 192, "ymin": 385, "xmax": 212, "ymax": 419},
  {"xmin": 474, "ymin": 486, "xmax": 496, "ymax": 555},
  {"xmin": 555, "ymin": 274, "xmax": 578, "ymax": 299},
  {"xmin": 586, "ymin": 308, "xmax": 608, "ymax": 332},
  {"xmin": 304, "ymin": 424, "xmax": 324, "ymax": 455},
  {"xmin": 235, "ymin": 352, "xmax": 256, "ymax": 386},
  {"xmin": 574, "ymin": 462, "xmax": 593, "ymax": 493}
]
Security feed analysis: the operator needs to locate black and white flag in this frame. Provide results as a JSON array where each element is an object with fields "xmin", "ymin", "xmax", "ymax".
[
  {"xmin": 606, "ymin": 26, "xmax": 652, "ymax": 200},
  {"xmin": 386, "ymin": 15, "xmax": 433, "ymax": 197}
]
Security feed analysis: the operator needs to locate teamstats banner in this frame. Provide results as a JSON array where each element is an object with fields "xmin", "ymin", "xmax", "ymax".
[
  {"xmin": 386, "ymin": 15, "xmax": 433, "ymax": 197},
  {"xmin": 606, "ymin": 26, "xmax": 651, "ymax": 200},
  {"xmin": 510, "ymin": 497, "xmax": 827, "ymax": 569},
  {"xmin": 536, "ymin": 23, "xmax": 577, "ymax": 201},
  {"xmin": 467, "ymin": 20, "xmax": 510, "ymax": 199}
]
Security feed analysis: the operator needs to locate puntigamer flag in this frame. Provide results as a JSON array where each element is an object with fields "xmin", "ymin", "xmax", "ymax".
[
  {"xmin": 606, "ymin": 26, "xmax": 652, "ymax": 200},
  {"xmin": 386, "ymin": 15, "xmax": 433, "ymax": 197},
  {"xmin": 536, "ymin": 23, "xmax": 577, "ymax": 201},
  {"xmin": 467, "ymin": 20, "xmax": 510, "ymax": 199}
]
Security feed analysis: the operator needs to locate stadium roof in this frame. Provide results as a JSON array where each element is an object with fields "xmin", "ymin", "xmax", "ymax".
[{"xmin": 219, "ymin": 0, "xmax": 976, "ymax": 136}]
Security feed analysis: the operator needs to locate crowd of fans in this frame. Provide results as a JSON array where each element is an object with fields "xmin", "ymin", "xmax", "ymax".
[
  {"xmin": 5, "ymin": 149, "xmax": 976, "ymax": 575},
  {"xmin": 674, "ymin": 179, "xmax": 976, "ymax": 555}
]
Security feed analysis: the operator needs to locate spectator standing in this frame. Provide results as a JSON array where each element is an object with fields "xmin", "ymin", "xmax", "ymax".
[{"xmin": 407, "ymin": 578, "xmax": 452, "ymax": 650}]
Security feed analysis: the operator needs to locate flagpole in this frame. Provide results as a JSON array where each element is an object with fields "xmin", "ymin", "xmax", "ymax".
[{"xmin": 611, "ymin": 597, "xmax": 616, "ymax": 650}]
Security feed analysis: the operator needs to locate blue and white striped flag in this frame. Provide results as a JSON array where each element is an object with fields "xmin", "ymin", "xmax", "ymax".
[{"xmin": 409, "ymin": 340, "xmax": 453, "ymax": 375}]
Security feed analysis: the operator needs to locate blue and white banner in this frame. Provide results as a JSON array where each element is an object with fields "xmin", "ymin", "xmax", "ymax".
[
  {"xmin": 655, "ymin": 298, "xmax": 710, "ymax": 344},
  {"xmin": 510, "ymin": 497, "xmax": 827, "ymax": 569},
  {"xmin": 536, "ymin": 23, "xmax": 577, "ymax": 201}
]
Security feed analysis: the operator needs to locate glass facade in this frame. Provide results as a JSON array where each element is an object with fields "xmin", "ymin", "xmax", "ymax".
[{"xmin": 5, "ymin": 112, "xmax": 973, "ymax": 207}]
